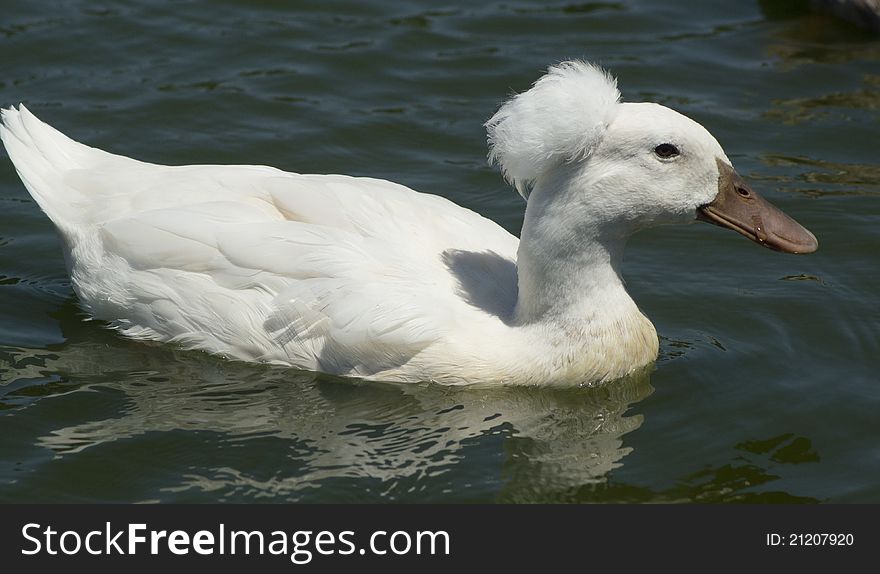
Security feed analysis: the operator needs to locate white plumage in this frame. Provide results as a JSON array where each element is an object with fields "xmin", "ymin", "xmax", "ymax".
[{"xmin": 1, "ymin": 61, "xmax": 814, "ymax": 385}]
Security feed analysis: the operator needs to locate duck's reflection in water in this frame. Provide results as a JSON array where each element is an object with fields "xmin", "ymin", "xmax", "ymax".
[{"xmin": 13, "ymin": 332, "xmax": 653, "ymax": 502}]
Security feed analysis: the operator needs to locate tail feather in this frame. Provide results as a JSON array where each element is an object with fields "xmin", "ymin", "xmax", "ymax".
[{"xmin": 0, "ymin": 104, "xmax": 125, "ymax": 228}]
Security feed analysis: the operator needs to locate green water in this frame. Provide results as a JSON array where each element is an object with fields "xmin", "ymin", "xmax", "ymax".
[{"xmin": 1, "ymin": 0, "xmax": 878, "ymax": 503}]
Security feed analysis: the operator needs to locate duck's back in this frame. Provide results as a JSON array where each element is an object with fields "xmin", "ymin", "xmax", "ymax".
[{"xmin": 1, "ymin": 106, "xmax": 520, "ymax": 381}]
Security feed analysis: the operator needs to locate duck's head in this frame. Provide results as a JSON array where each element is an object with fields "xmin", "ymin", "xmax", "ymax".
[{"xmin": 486, "ymin": 61, "xmax": 818, "ymax": 254}]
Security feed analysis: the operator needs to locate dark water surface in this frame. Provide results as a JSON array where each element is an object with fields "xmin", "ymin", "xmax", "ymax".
[{"xmin": 1, "ymin": 0, "xmax": 878, "ymax": 503}]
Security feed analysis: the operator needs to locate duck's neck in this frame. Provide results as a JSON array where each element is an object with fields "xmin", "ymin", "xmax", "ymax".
[
  {"xmin": 514, "ymin": 228, "xmax": 630, "ymax": 327},
  {"xmin": 511, "ymin": 172, "xmax": 658, "ymax": 382},
  {"xmin": 513, "ymin": 170, "xmax": 642, "ymax": 331}
]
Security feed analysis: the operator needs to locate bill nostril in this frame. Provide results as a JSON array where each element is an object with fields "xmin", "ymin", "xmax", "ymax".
[{"xmin": 736, "ymin": 187, "xmax": 751, "ymax": 198}]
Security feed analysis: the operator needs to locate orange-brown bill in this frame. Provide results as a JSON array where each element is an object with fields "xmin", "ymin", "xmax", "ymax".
[{"xmin": 697, "ymin": 160, "xmax": 818, "ymax": 254}]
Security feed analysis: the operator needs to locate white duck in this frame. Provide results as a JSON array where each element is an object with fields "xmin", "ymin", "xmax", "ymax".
[{"xmin": 1, "ymin": 61, "xmax": 817, "ymax": 386}]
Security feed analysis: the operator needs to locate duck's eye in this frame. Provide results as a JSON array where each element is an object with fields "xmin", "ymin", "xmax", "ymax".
[{"xmin": 654, "ymin": 143, "xmax": 680, "ymax": 159}]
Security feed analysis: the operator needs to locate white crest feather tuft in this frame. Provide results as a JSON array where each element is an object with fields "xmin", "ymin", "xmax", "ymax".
[{"xmin": 485, "ymin": 60, "xmax": 621, "ymax": 199}]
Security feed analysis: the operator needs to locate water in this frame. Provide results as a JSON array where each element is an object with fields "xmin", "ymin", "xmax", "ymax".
[{"xmin": 1, "ymin": 0, "xmax": 878, "ymax": 503}]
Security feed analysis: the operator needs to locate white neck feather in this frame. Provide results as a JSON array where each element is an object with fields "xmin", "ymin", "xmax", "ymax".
[
  {"xmin": 512, "ymin": 166, "xmax": 658, "ymax": 382},
  {"xmin": 515, "ymin": 165, "xmax": 625, "ymax": 323}
]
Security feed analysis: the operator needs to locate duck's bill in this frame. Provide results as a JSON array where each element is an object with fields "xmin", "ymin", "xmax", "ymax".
[{"xmin": 696, "ymin": 161, "xmax": 818, "ymax": 254}]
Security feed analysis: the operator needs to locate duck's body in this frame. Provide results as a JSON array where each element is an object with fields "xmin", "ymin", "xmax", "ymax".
[
  {"xmin": 0, "ymin": 106, "xmax": 654, "ymax": 385},
  {"xmin": 1, "ymin": 62, "xmax": 816, "ymax": 386}
]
